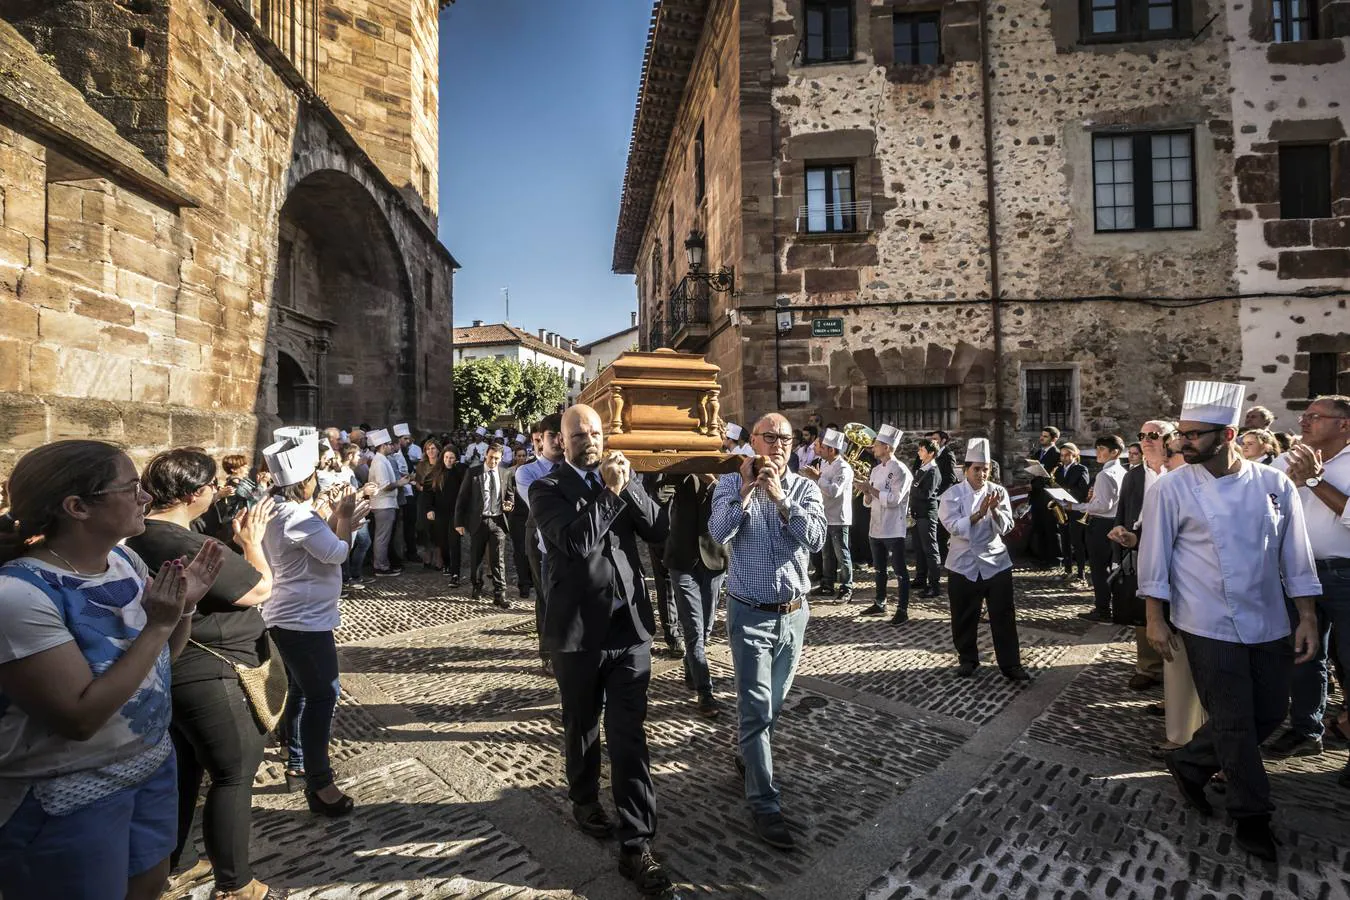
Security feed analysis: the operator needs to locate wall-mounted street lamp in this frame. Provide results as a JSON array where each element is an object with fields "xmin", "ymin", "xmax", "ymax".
[{"xmin": 682, "ymin": 231, "xmax": 734, "ymax": 293}]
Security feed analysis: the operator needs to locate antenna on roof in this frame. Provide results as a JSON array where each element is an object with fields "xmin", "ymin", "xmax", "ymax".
[{"xmin": 500, "ymin": 286, "xmax": 510, "ymax": 324}]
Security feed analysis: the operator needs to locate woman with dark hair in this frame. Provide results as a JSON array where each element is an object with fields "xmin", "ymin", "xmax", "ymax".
[
  {"xmin": 430, "ymin": 445, "xmax": 466, "ymax": 584},
  {"xmin": 0, "ymin": 440, "xmax": 223, "ymax": 900},
  {"xmin": 260, "ymin": 437, "xmax": 369, "ymax": 817},
  {"xmin": 414, "ymin": 438, "xmax": 441, "ymax": 569},
  {"xmin": 125, "ymin": 449, "xmax": 281, "ymax": 900}
]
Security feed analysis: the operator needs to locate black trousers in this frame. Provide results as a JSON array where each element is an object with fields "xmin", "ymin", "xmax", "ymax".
[
  {"xmin": 169, "ymin": 677, "xmax": 267, "ymax": 891},
  {"xmin": 936, "ymin": 520, "xmax": 950, "ymax": 565},
  {"xmin": 527, "ymin": 528, "xmax": 546, "ymax": 658},
  {"xmin": 1060, "ymin": 518, "xmax": 1087, "ymax": 576},
  {"xmin": 509, "ymin": 512, "xmax": 532, "ymax": 592},
  {"xmin": 552, "ymin": 643, "xmax": 657, "ymax": 851},
  {"xmin": 436, "ymin": 520, "xmax": 462, "ymax": 577},
  {"xmin": 912, "ymin": 516, "xmax": 941, "ymax": 590},
  {"xmin": 1030, "ymin": 497, "xmax": 1061, "ymax": 565},
  {"xmin": 1173, "ymin": 632, "xmax": 1293, "ymax": 819},
  {"xmin": 948, "ymin": 568, "xmax": 1021, "ymax": 671},
  {"xmin": 401, "ymin": 496, "xmax": 419, "ymax": 559},
  {"xmin": 470, "ymin": 514, "xmax": 508, "ymax": 599},
  {"xmin": 1085, "ymin": 517, "xmax": 1116, "ymax": 618},
  {"xmin": 646, "ymin": 544, "xmax": 681, "ymax": 648}
]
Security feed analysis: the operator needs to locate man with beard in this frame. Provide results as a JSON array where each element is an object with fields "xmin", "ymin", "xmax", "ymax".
[
  {"xmin": 1140, "ymin": 381, "xmax": 1320, "ymax": 861},
  {"xmin": 530, "ymin": 405, "xmax": 672, "ymax": 895}
]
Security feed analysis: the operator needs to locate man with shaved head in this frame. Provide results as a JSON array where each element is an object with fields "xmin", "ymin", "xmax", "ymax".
[
  {"xmin": 709, "ymin": 412, "xmax": 827, "ymax": 851},
  {"xmin": 529, "ymin": 404, "xmax": 673, "ymax": 895}
]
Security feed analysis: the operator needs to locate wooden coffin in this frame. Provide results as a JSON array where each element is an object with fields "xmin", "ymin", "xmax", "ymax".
[{"xmin": 577, "ymin": 349, "xmax": 741, "ymax": 473}]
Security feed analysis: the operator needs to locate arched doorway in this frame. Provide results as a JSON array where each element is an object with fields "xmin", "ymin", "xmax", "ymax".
[{"xmin": 258, "ymin": 169, "xmax": 413, "ymax": 438}]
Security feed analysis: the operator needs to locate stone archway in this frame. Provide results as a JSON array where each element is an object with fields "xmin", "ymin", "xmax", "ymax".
[{"xmin": 258, "ymin": 168, "xmax": 414, "ymax": 437}]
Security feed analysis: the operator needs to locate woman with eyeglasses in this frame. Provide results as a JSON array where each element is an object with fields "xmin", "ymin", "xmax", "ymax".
[
  {"xmin": 0, "ymin": 440, "xmax": 224, "ymax": 900},
  {"xmin": 126, "ymin": 449, "xmax": 283, "ymax": 900}
]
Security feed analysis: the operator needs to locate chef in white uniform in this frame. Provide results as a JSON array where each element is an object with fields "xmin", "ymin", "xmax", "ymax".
[
  {"xmin": 938, "ymin": 438, "xmax": 1028, "ymax": 682},
  {"xmin": 465, "ymin": 427, "xmax": 489, "ymax": 466},
  {"xmin": 1138, "ymin": 380, "xmax": 1321, "ymax": 862}
]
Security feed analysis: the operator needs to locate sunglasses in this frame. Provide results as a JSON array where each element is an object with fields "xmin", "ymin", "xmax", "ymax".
[
  {"xmin": 1137, "ymin": 431, "xmax": 1172, "ymax": 441},
  {"xmin": 87, "ymin": 478, "xmax": 143, "ymax": 498}
]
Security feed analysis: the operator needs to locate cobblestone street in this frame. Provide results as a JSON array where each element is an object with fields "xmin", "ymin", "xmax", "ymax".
[{"xmin": 166, "ymin": 564, "xmax": 1350, "ymax": 900}]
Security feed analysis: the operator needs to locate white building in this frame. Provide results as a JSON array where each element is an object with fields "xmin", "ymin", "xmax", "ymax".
[
  {"xmin": 578, "ymin": 312, "xmax": 640, "ymax": 386},
  {"xmin": 453, "ymin": 321, "xmax": 586, "ymax": 403}
]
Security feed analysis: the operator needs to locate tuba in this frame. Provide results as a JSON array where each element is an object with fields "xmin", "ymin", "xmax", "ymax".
[{"xmin": 841, "ymin": 422, "xmax": 878, "ymax": 494}]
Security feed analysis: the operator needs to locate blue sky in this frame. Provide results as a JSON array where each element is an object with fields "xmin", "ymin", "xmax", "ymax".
[{"xmin": 437, "ymin": 0, "xmax": 650, "ymax": 344}]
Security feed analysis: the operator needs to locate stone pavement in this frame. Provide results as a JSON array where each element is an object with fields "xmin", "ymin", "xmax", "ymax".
[{"xmin": 166, "ymin": 562, "xmax": 1350, "ymax": 900}]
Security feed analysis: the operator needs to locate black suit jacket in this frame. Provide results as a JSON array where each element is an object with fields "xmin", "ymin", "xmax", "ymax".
[
  {"xmin": 662, "ymin": 475, "xmax": 728, "ymax": 573},
  {"xmin": 453, "ymin": 464, "xmax": 504, "ymax": 534},
  {"xmin": 1054, "ymin": 462, "xmax": 1091, "ymax": 503},
  {"xmin": 531, "ymin": 465, "xmax": 668, "ymax": 652},
  {"xmin": 1113, "ymin": 464, "xmax": 1147, "ymax": 547},
  {"xmin": 934, "ymin": 446, "xmax": 958, "ymax": 495},
  {"xmin": 1032, "ymin": 444, "xmax": 1059, "ymax": 496},
  {"xmin": 910, "ymin": 465, "xmax": 940, "ymax": 519}
]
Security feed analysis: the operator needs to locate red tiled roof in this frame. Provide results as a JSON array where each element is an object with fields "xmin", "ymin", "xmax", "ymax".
[{"xmin": 453, "ymin": 323, "xmax": 585, "ymax": 364}]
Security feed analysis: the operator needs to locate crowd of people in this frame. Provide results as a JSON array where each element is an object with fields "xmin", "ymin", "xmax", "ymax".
[{"xmin": 0, "ymin": 385, "xmax": 1345, "ymax": 898}]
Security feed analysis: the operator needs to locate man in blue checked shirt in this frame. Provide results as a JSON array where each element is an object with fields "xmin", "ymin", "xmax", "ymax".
[{"xmin": 709, "ymin": 412, "xmax": 827, "ymax": 852}]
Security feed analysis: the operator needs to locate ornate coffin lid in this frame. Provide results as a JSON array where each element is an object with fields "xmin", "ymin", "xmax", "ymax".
[{"xmin": 580, "ymin": 349, "xmax": 721, "ymax": 400}]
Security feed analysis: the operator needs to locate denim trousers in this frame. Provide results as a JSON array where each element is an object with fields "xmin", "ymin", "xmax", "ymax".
[
  {"xmin": 822, "ymin": 525, "xmax": 853, "ymax": 590},
  {"xmin": 727, "ymin": 597, "xmax": 809, "ymax": 815},
  {"xmin": 343, "ymin": 521, "xmax": 371, "ymax": 582},
  {"xmin": 670, "ymin": 565, "xmax": 726, "ymax": 693},
  {"xmin": 270, "ymin": 627, "xmax": 341, "ymax": 792},
  {"xmin": 1288, "ymin": 564, "xmax": 1350, "ymax": 738},
  {"xmin": 870, "ymin": 536, "xmax": 910, "ymax": 609}
]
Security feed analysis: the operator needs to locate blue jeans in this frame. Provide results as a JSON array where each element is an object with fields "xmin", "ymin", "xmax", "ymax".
[
  {"xmin": 1288, "ymin": 564, "xmax": 1350, "ymax": 738},
  {"xmin": 822, "ymin": 525, "xmax": 852, "ymax": 590},
  {"xmin": 343, "ymin": 522, "xmax": 371, "ymax": 583},
  {"xmin": 727, "ymin": 596, "xmax": 809, "ymax": 815},
  {"xmin": 671, "ymin": 565, "xmax": 726, "ymax": 693},
  {"xmin": 270, "ymin": 627, "xmax": 341, "ymax": 792},
  {"xmin": 870, "ymin": 536, "xmax": 909, "ymax": 609}
]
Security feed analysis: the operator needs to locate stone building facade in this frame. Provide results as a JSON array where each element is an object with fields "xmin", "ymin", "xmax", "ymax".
[
  {"xmin": 614, "ymin": 0, "xmax": 1349, "ymax": 468},
  {"xmin": 0, "ymin": 0, "xmax": 456, "ymax": 476}
]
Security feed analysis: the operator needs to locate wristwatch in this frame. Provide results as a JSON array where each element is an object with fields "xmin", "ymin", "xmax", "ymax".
[{"xmin": 1305, "ymin": 475, "xmax": 1321, "ymax": 489}]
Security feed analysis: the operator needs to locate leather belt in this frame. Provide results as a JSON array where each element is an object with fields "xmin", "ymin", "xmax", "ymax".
[
  {"xmin": 1316, "ymin": 558, "xmax": 1350, "ymax": 572},
  {"xmin": 730, "ymin": 593, "xmax": 804, "ymax": 615}
]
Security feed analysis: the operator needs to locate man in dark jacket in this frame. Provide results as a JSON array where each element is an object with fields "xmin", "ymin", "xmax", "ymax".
[
  {"xmin": 530, "ymin": 404, "xmax": 673, "ymax": 896},
  {"xmin": 664, "ymin": 473, "xmax": 729, "ymax": 716},
  {"xmin": 911, "ymin": 438, "xmax": 942, "ymax": 597},
  {"xmin": 454, "ymin": 441, "xmax": 509, "ymax": 608},
  {"xmin": 1053, "ymin": 442, "xmax": 1091, "ymax": 583},
  {"xmin": 925, "ymin": 430, "xmax": 959, "ymax": 562}
]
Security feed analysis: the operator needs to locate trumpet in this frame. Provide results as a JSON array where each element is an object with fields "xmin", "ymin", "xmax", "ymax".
[{"xmin": 1046, "ymin": 468, "xmax": 1069, "ymax": 527}]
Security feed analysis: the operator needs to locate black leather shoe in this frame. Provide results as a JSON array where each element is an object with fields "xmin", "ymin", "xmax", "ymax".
[
  {"xmin": 889, "ymin": 610, "xmax": 909, "ymax": 625},
  {"xmin": 618, "ymin": 845, "xmax": 673, "ymax": 895},
  {"xmin": 955, "ymin": 661, "xmax": 978, "ymax": 678},
  {"xmin": 572, "ymin": 802, "xmax": 614, "ymax": 838},
  {"xmin": 471, "ymin": 585, "xmax": 482, "ymax": 600},
  {"xmin": 1128, "ymin": 673, "xmax": 1162, "ymax": 691},
  {"xmin": 859, "ymin": 603, "xmax": 887, "ymax": 616},
  {"xmin": 518, "ymin": 585, "xmax": 531, "ymax": 598},
  {"xmin": 1077, "ymin": 610, "xmax": 1110, "ymax": 622},
  {"xmin": 305, "ymin": 789, "xmax": 354, "ymax": 817},
  {"xmin": 696, "ymin": 692, "xmax": 720, "ymax": 718},
  {"xmin": 752, "ymin": 811, "xmax": 796, "ymax": 850},
  {"xmin": 1146, "ymin": 702, "xmax": 1166, "ymax": 717},
  {"xmin": 1163, "ymin": 753, "xmax": 1213, "ymax": 816},
  {"xmin": 1262, "ymin": 728, "xmax": 1323, "ymax": 760},
  {"xmin": 1234, "ymin": 815, "xmax": 1278, "ymax": 862},
  {"xmin": 1002, "ymin": 666, "xmax": 1032, "ymax": 683},
  {"xmin": 494, "ymin": 596, "xmax": 511, "ymax": 610}
]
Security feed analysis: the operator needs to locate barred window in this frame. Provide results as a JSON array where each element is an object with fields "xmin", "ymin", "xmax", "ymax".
[
  {"xmin": 868, "ymin": 386, "xmax": 958, "ymax": 432},
  {"xmin": 1024, "ymin": 369, "xmax": 1075, "ymax": 431}
]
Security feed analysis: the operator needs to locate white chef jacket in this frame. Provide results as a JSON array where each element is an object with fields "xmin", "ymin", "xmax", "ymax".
[
  {"xmin": 1137, "ymin": 460, "xmax": 1322, "ymax": 644},
  {"xmin": 367, "ymin": 451, "xmax": 399, "ymax": 511},
  {"xmin": 465, "ymin": 441, "xmax": 488, "ymax": 466},
  {"xmin": 1272, "ymin": 444, "xmax": 1350, "ymax": 561},
  {"xmin": 938, "ymin": 479, "xmax": 1013, "ymax": 580},
  {"xmin": 502, "ymin": 445, "xmax": 515, "ymax": 466},
  {"xmin": 865, "ymin": 457, "xmax": 911, "ymax": 539},
  {"xmin": 817, "ymin": 456, "xmax": 853, "ymax": 526},
  {"xmin": 1073, "ymin": 457, "xmax": 1125, "ymax": 520}
]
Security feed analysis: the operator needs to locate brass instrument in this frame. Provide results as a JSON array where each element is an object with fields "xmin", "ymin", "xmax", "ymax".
[
  {"xmin": 1046, "ymin": 467, "xmax": 1069, "ymax": 527},
  {"xmin": 842, "ymin": 422, "xmax": 878, "ymax": 495}
]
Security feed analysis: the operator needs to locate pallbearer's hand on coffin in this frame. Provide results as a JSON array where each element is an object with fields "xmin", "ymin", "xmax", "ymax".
[{"xmin": 600, "ymin": 451, "xmax": 632, "ymax": 493}]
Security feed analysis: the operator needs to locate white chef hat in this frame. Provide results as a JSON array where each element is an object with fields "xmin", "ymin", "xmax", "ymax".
[
  {"xmin": 273, "ymin": 425, "xmax": 318, "ymax": 443},
  {"xmin": 262, "ymin": 435, "xmax": 319, "ymax": 487},
  {"xmin": 515, "ymin": 434, "xmax": 526, "ymax": 444},
  {"xmin": 965, "ymin": 437, "xmax": 991, "ymax": 464},
  {"xmin": 876, "ymin": 424, "xmax": 902, "ymax": 446},
  {"xmin": 367, "ymin": 428, "xmax": 392, "ymax": 448},
  {"xmin": 493, "ymin": 429, "xmax": 504, "ymax": 438},
  {"xmin": 393, "ymin": 423, "xmax": 411, "ymax": 438},
  {"xmin": 475, "ymin": 426, "xmax": 488, "ymax": 436},
  {"xmin": 822, "ymin": 428, "xmax": 846, "ymax": 451},
  {"xmin": 725, "ymin": 422, "xmax": 744, "ymax": 441},
  {"xmin": 339, "ymin": 430, "xmax": 349, "ymax": 442},
  {"xmin": 1181, "ymin": 381, "xmax": 1245, "ymax": 428}
]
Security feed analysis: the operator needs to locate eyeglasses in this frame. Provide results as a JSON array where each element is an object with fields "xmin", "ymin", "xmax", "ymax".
[
  {"xmin": 1137, "ymin": 431, "xmax": 1171, "ymax": 442},
  {"xmin": 1299, "ymin": 412, "xmax": 1349, "ymax": 424},
  {"xmin": 1175, "ymin": 426, "xmax": 1225, "ymax": 442},
  {"xmin": 756, "ymin": 433, "xmax": 793, "ymax": 445},
  {"xmin": 87, "ymin": 479, "xmax": 142, "ymax": 497}
]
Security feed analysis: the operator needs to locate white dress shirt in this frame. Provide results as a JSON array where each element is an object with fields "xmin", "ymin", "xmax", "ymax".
[
  {"xmin": 816, "ymin": 456, "xmax": 853, "ymax": 526},
  {"xmin": 1137, "ymin": 460, "xmax": 1322, "ymax": 644},
  {"xmin": 796, "ymin": 443, "xmax": 818, "ymax": 471},
  {"xmin": 260, "ymin": 500, "xmax": 350, "ymax": 632},
  {"xmin": 939, "ymin": 480, "xmax": 1014, "ymax": 579},
  {"xmin": 481, "ymin": 466, "xmax": 502, "ymax": 516},
  {"xmin": 1273, "ymin": 444, "xmax": 1350, "ymax": 561},
  {"xmin": 1074, "ymin": 457, "xmax": 1126, "ymax": 520},
  {"xmin": 865, "ymin": 457, "xmax": 912, "ymax": 539}
]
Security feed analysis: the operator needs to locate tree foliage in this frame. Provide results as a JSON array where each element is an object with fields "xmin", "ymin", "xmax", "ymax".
[
  {"xmin": 452, "ymin": 357, "xmax": 523, "ymax": 428},
  {"xmin": 513, "ymin": 361, "xmax": 569, "ymax": 426}
]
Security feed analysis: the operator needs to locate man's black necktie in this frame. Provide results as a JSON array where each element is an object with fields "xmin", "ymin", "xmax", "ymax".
[{"xmin": 585, "ymin": 472, "xmax": 602, "ymax": 495}]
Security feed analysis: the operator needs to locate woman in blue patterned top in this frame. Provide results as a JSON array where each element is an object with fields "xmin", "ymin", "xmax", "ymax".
[{"xmin": 0, "ymin": 440, "xmax": 223, "ymax": 900}]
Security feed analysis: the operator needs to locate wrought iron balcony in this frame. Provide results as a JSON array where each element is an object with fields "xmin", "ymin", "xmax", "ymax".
[
  {"xmin": 646, "ymin": 322, "xmax": 669, "ymax": 351},
  {"xmin": 795, "ymin": 200, "xmax": 873, "ymax": 234}
]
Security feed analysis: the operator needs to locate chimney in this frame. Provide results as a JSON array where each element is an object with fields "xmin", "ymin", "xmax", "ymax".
[
  {"xmin": 631, "ymin": 311, "xmax": 637, "ymax": 327},
  {"xmin": 538, "ymin": 327, "xmax": 546, "ymax": 340},
  {"xmin": 472, "ymin": 319, "xmax": 483, "ymax": 327}
]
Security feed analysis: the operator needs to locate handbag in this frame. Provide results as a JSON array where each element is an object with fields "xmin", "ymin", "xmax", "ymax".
[{"xmin": 187, "ymin": 636, "xmax": 289, "ymax": 733}]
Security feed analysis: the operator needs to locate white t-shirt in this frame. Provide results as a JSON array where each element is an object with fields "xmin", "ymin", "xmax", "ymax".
[{"xmin": 261, "ymin": 500, "xmax": 350, "ymax": 632}]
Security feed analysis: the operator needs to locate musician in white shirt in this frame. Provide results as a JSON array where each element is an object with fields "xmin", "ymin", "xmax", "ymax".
[
  {"xmin": 857, "ymin": 424, "xmax": 911, "ymax": 623},
  {"xmin": 1139, "ymin": 381, "xmax": 1320, "ymax": 861},
  {"xmin": 1058, "ymin": 435, "xmax": 1127, "ymax": 623},
  {"xmin": 938, "ymin": 438, "xmax": 1029, "ymax": 682}
]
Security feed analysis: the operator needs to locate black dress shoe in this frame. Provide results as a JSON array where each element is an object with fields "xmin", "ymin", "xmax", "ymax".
[
  {"xmin": 859, "ymin": 603, "xmax": 887, "ymax": 616},
  {"xmin": 696, "ymin": 692, "xmax": 720, "ymax": 718},
  {"xmin": 1077, "ymin": 610, "xmax": 1110, "ymax": 622},
  {"xmin": 572, "ymin": 802, "xmax": 614, "ymax": 838},
  {"xmin": 1163, "ymin": 753, "xmax": 1213, "ymax": 816},
  {"xmin": 889, "ymin": 610, "xmax": 909, "ymax": 625},
  {"xmin": 955, "ymin": 661, "xmax": 978, "ymax": 678},
  {"xmin": 518, "ymin": 585, "xmax": 531, "ymax": 598},
  {"xmin": 1002, "ymin": 666, "xmax": 1031, "ymax": 683},
  {"xmin": 471, "ymin": 585, "xmax": 482, "ymax": 600},
  {"xmin": 305, "ymin": 789, "xmax": 355, "ymax": 817},
  {"xmin": 752, "ymin": 811, "xmax": 796, "ymax": 850},
  {"xmin": 1128, "ymin": 673, "xmax": 1162, "ymax": 691},
  {"xmin": 1262, "ymin": 728, "xmax": 1323, "ymax": 760},
  {"xmin": 618, "ymin": 845, "xmax": 674, "ymax": 895},
  {"xmin": 1234, "ymin": 815, "xmax": 1278, "ymax": 862},
  {"xmin": 494, "ymin": 596, "xmax": 511, "ymax": 610},
  {"xmin": 1146, "ymin": 703, "xmax": 1166, "ymax": 717}
]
